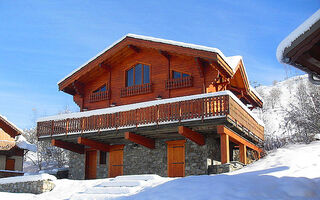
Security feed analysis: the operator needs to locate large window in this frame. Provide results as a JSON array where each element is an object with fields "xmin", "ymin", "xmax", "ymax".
[
  {"xmin": 172, "ymin": 71, "xmax": 190, "ymax": 79},
  {"xmin": 126, "ymin": 64, "xmax": 150, "ymax": 87}
]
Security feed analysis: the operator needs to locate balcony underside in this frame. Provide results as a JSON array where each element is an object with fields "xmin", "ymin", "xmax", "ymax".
[{"xmin": 38, "ymin": 117, "xmax": 262, "ymax": 148}]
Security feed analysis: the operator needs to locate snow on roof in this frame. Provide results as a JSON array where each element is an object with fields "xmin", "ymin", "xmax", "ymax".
[
  {"xmin": 276, "ymin": 9, "xmax": 320, "ymax": 63},
  {"xmin": 0, "ymin": 173, "xmax": 56, "ymax": 184},
  {"xmin": 249, "ymin": 85, "xmax": 264, "ymax": 103},
  {"xmin": 0, "ymin": 114, "xmax": 23, "ymax": 134},
  {"xmin": 57, "ymin": 34, "xmax": 236, "ymax": 85},
  {"xmin": 37, "ymin": 90, "xmax": 264, "ymax": 127},
  {"xmin": 225, "ymin": 55, "xmax": 242, "ymax": 72},
  {"xmin": 15, "ymin": 135, "xmax": 37, "ymax": 152}
]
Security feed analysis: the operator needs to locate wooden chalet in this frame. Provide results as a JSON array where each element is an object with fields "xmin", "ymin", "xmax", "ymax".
[
  {"xmin": 0, "ymin": 115, "xmax": 25, "ymax": 177},
  {"xmin": 37, "ymin": 34, "xmax": 264, "ymax": 179},
  {"xmin": 277, "ymin": 9, "xmax": 320, "ymax": 84}
]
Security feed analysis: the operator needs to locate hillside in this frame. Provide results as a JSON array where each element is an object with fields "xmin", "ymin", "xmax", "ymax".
[{"xmin": 253, "ymin": 74, "xmax": 311, "ymax": 138}]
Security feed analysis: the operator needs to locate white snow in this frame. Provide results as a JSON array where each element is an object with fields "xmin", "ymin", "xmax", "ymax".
[
  {"xmin": 1, "ymin": 142, "xmax": 320, "ymax": 199},
  {"xmin": 15, "ymin": 135, "xmax": 37, "ymax": 152},
  {"xmin": 37, "ymin": 90, "xmax": 264, "ymax": 127},
  {"xmin": 0, "ymin": 114, "xmax": 23, "ymax": 134},
  {"xmin": 276, "ymin": 9, "xmax": 320, "ymax": 63},
  {"xmin": 0, "ymin": 173, "xmax": 56, "ymax": 184},
  {"xmin": 225, "ymin": 55, "xmax": 242, "ymax": 72},
  {"xmin": 58, "ymin": 34, "xmax": 244, "ymax": 85}
]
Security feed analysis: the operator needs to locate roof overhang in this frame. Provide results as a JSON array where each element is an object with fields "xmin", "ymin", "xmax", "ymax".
[
  {"xmin": 0, "ymin": 115, "xmax": 22, "ymax": 137},
  {"xmin": 277, "ymin": 9, "xmax": 320, "ymax": 84}
]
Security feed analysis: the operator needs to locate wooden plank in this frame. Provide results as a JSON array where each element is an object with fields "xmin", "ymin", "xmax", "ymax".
[
  {"xmin": 51, "ymin": 139, "xmax": 84, "ymax": 154},
  {"xmin": 217, "ymin": 125, "xmax": 263, "ymax": 153},
  {"xmin": 124, "ymin": 132, "xmax": 155, "ymax": 149},
  {"xmin": 166, "ymin": 140, "xmax": 185, "ymax": 177},
  {"xmin": 85, "ymin": 150, "xmax": 97, "ymax": 179},
  {"xmin": 108, "ymin": 144, "xmax": 124, "ymax": 178},
  {"xmin": 77, "ymin": 137, "xmax": 110, "ymax": 152},
  {"xmin": 178, "ymin": 126, "xmax": 205, "ymax": 146}
]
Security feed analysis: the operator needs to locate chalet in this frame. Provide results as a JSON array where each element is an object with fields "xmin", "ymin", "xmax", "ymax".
[
  {"xmin": 277, "ymin": 9, "xmax": 320, "ymax": 84},
  {"xmin": 37, "ymin": 34, "xmax": 264, "ymax": 179},
  {"xmin": 0, "ymin": 115, "xmax": 36, "ymax": 178}
]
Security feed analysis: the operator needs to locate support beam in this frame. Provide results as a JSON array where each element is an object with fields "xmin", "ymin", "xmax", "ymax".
[
  {"xmin": 128, "ymin": 45, "xmax": 140, "ymax": 53},
  {"xmin": 178, "ymin": 126, "xmax": 205, "ymax": 146},
  {"xmin": 217, "ymin": 125, "xmax": 263, "ymax": 153},
  {"xmin": 99, "ymin": 62, "xmax": 111, "ymax": 71},
  {"xmin": 239, "ymin": 143, "xmax": 247, "ymax": 164},
  {"xmin": 159, "ymin": 50, "xmax": 171, "ymax": 60},
  {"xmin": 77, "ymin": 137, "xmax": 110, "ymax": 152},
  {"xmin": 72, "ymin": 80, "xmax": 84, "ymax": 98},
  {"xmin": 124, "ymin": 132, "xmax": 155, "ymax": 149},
  {"xmin": 220, "ymin": 133, "xmax": 230, "ymax": 164},
  {"xmin": 195, "ymin": 58, "xmax": 205, "ymax": 78},
  {"xmin": 52, "ymin": 139, "xmax": 84, "ymax": 154}
]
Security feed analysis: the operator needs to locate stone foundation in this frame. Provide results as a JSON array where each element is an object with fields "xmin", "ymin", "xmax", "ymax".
[
  {"xmin": 208, "ymin": 161, "xmax": 245, "ymax": 174},
  {"xmin": 0, "ymin": 180, "xmax": 55, "ymax": 194},
  {"xmin": 69, "ymin": 152, "xmax": 85, "ymax": 180}
]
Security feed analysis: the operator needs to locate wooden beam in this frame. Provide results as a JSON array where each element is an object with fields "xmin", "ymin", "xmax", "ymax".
[
  {"xmin": 72, "ymin": 80, "xmax": 84, "ymax": 98},
  {"xmin": 52, "ymin": 139, "xmax": 84, "ymax": 154},
  {"xmin": 178, "ymin": 126, "xmax": 205, "ymax": 146},
  {"xmin": 239, "ymin": 143, "xmax": 247, "ymax": 164},
  {"xmin": 99, "ymin": 62, "xmax": 111, "ymax": 71},
  {"xmin": 195, "ymin": 58, "xmax": 205, "ymax": 78},
  {"xmin": 124, "ymin": 132, "xmax": 155, "ymax": 149},
  {"xmin": 217, "ymin": 125, "xmax": 263, "ymax": 153},
  {"xmin": 77, "ymin": 137, "xmax": 110, "ymax": 152},
  {"xmin": 220, "ymin": 133, "xmax": 230, "ymax": 164},
  {"xmin": 159, "ymin": 50, "xmax": 171, "ymax": 60},
  {"xmin": 128, "ymin": 45, "xmax": 140, "ymax": 53}
]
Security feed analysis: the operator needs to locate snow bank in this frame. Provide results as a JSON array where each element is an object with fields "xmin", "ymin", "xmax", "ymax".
[
  {"xmin": 15, "ymin": 135, "xmax": 37, "ymax": 152},
  {"xmin": 0, "ymin": 173, "xmax": 56, "ymax": 184},
  {"xmin": 120, "ymin": 142, "xmax": 320, "ymax": 200},
  {"xmin": 277, "ymin": 9, "xmax": 320, "ymax": 63}
]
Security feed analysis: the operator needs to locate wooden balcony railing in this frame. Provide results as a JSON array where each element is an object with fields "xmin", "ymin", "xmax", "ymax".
[
  {"xmin": 89, "ymin": 90, "xmax": 110, "ymax": 102},
  {"xmin": 165, "ymin": 76, "xmax": 193, "ymax": 90},
  {"xmin": 121, "ymin": 83, "xmax": 152, "ymax": 97},
  {"xmin": 37, "ymin": 92, "xmax": 264, "ymax": 141}
]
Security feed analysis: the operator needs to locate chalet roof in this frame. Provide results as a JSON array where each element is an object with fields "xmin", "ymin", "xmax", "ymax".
[
  {"xmin": 277, "ymin": 9, "xmax": 320, "ymax": 78},
  {"xmin": 0, "ymin": 115, "xmax": 23, "ymax": 137},
  {"xmin": 57, "ymin": 34, "xmax": 263, "ymax": 104}
]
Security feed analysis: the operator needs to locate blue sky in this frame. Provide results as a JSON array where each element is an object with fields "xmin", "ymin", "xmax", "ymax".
[{"xmin": 0, "ymin": 0, "xmax": 319, "ymax": 129}]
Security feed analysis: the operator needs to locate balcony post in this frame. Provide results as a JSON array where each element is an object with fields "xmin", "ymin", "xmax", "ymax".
[
  {"xmin": 239, "ymin": 143, "xmax": 247, "ymax": 164},
  {"xmin": 220, "ymin": 133, "xmax": 230, "ymax": 164}
]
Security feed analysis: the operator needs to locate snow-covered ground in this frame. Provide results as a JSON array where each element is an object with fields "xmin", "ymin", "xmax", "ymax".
[{"xmin": 1, "ymin": 141, "xmax": 320, "ymax": 199}]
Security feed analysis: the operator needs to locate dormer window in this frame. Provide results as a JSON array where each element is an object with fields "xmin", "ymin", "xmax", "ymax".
[{"xmin": 126, "ymin": 64, "xmax": 150, "ymax": 87}]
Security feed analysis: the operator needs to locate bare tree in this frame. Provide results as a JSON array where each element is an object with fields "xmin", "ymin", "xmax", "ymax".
[{"xmin": 267, "ymin": 88, "xmax": 281, "ymax": 109}]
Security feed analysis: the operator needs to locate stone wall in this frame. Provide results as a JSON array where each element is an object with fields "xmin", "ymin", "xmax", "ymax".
[
  {"xmin": 68, "ymin": 152, "xmax": 85, "ymax": 180},
  {"xmin": 0, "ymin": 180, "xmax": 55, "ymax": 194},
  {"xmin": 124, "ymin": 139, "xmax": 168, "ymax": 177},
  {"xmin": 96, "ymin": 150, "xmax": 108, "ymax": 178}
]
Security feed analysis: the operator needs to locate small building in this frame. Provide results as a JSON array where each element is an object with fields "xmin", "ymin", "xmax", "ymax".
[
  {"xmin": 0, "ymin": 115, "xmax": 36, "ymax": 178},
  {"xmin": 37, "ymin": 34, "xmax": 264, "ymax": 179},
  {"xmin": 277, "ymin": 9, "xmax": 320, "ymax": 84}
]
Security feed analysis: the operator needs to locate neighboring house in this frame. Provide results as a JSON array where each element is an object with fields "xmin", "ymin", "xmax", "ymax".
[
  {"xmin": 277, "ymin": 9, "xmax": 320, "ymax": 84},
  {"xmin": 37, "ymin": 34, "xmax": 264, "ymax": 179},
  {"xmin": 0, "ymin": 115, "xmax": 36, "ymax": 178}
]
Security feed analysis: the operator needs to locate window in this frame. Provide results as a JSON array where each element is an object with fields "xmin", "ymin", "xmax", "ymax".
[
  {"xmin": 100, "ymin": 151, "xmax": 107, "ymax": 164},
  {"xmin": 93, "ymin": 84, "xmax": 107, "ymax": 93},
  {"xmin": 172, "ymin": 71, "xmax": 190, "ymax": 79},
  {"xmin": 126, "ymin": 64, "xmax": 150, "ymax": 87}
]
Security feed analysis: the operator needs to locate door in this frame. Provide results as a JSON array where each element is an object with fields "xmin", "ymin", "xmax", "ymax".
[
  {"xmin": 108, "ymin": 144, "xmax": 124, "ymax": 178},
  {"xmin": 166, "ymin": 140, "xmax": 186, "ymax": 177},
  {"xmin": 85, "ymin": 150, "xmax": 97, "ymax": 179},
  {"xmin": 5, "ymin": 158, "xmax": 15, "ymax": 171}
]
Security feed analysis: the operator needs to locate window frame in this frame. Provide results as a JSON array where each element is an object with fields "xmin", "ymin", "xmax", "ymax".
[
  {"xmin": 171, "ymin": 70, "xmax": 191, "ymax": 79},
  {"xmin": 92, "ymin": 84, "xmax": 107, "ymax": 94},
  {"xmin": 125, "ymin": 62, "xmax": 151, "ymax": 87}
]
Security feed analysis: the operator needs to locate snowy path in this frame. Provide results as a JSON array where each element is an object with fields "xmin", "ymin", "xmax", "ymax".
[{"xmin": 1, "ymin": 141, "xmax": 320, "ymax": 199}]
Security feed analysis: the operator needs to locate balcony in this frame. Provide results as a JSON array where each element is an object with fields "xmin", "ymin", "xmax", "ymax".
[
  {"xmin": 165, "ymin": 76, "xmax": 193, "ymax": 90},
  {"xmin": 89, "ymin": 90, "xmax": 110, "ymax": 103},
  {"xmin": 120, "ymin": 83, "xmax": 152, "ymax": 97},
  {"xmin": 37, "ymin": 91, "xmax": 264, "ymax": 143}
]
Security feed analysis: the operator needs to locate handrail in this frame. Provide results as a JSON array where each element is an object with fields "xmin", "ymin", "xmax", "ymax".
[
  {"xmin": 89, "ymin": 90, "xmax": 110, "ymax": 102},
  {"xmin": 166, "ymin": 76, "xmax": 193, "ymax": 89}
]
